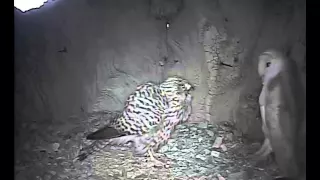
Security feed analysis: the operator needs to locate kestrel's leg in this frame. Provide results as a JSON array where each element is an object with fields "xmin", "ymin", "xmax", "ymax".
[
  {"xmin": 147, "ymin": 136, "xmax": 165, "ymax": 166},
  {"xmin": 147, "ymin": 148, "xmax": 165, "ymax": 166},
  {"xmin": 133, "ymin": 137, "xmax": 165, "ymax": 166}
]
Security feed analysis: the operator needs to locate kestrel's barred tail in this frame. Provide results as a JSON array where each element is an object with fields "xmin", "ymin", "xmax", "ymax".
[
  {"xmin": 76, "ymin": 125, "xmax": 132, "ymax": 161},
  {"xmin": 76, "ymin": 134, "xmax": 140, "ymax": 161},
  {"xmin": 86, "ymin": 126, "xmax": 126, "ymax": 140},
  {"xmin": 77, "ymin": 140, "xmax": 109, "ymax": 161}
]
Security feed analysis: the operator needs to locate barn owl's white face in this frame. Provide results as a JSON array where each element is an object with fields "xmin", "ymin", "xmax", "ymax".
[
  {"xmin": 258, "ymin": 54, "xmax": 272, "ymax": 78},
  {"xmin": 258, "ymin": 50, "xmax": 285, "ymax": 83}
]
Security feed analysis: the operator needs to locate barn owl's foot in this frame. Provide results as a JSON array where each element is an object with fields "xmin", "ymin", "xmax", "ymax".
[
  {"xmin": 249, "ymin": 138, "xmax": 273, "ymax": 161},
  {"xmin": 248, "ymin": 139, "xmax": 276, "ymax": 168}
]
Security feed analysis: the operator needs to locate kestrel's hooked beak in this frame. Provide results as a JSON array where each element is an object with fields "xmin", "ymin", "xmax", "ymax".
[
  {"xmin": 185, "ymin": 83, "xmax": 195, "ymax": 91},
  {"xmin": 189, "ymin": 85, "xmax": 195, "ymax": 91}
]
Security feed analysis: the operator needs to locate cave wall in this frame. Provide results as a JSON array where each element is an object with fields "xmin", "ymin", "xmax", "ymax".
[{"xmin": 14, "ymin": 0, "xmax": 305, "ymax": 140}]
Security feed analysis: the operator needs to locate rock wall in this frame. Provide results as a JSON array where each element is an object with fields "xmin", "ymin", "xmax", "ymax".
[{"xmin": 14, "ymin": 0, "xmax": 305, "ymax": 141}]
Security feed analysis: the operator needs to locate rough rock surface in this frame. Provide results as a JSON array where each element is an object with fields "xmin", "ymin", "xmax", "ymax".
[
  {"xmin": 14, "ymin": 0, "xmax": 305, "ymax": 179},
  {"xmin": 15, "ymin": 0, "xmax": 305, "ymax": 142},
  {"xmin": 15, "ymin": 112, "xmax": 281, "ymax": 180}
]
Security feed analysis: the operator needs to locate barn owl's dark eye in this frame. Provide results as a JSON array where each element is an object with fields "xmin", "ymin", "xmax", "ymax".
[{"xmin": 266, "ymin": 62, "xmax": 271, "ymax": 67}]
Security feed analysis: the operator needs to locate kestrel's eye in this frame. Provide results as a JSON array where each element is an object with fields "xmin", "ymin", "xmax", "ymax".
[{"xmin": 266, "ymin": 62, "xmax": 271, "ymax": 67}]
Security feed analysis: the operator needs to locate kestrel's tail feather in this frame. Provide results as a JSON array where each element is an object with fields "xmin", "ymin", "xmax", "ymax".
[
  {"xmin": 76, "ymin": 125, "xmax": 129, "ymax": 161},
  {"xmin": 76, "ymin": 140, "xmax": 110, "ymax": 161},
  {"xmin": 76, "ymin": 134, "xmax": 142, "ymax": 161},
  {"xmin": 86, "ymin": 126, "xmax": 126, "ymax": 140}
]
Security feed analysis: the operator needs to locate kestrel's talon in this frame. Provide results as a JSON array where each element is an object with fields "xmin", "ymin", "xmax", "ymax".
[{"xmin": 147, "ymin": 149, "xmax": 165, "ymax": 166}]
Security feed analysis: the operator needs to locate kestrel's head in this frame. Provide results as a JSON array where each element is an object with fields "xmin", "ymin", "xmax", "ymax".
[
  {"xmin": 181, "ymin": 80, "xmax": 195, "ymax": 92},
  {"xmin": 258, "ymin": 49, "xmax": 286, "ymax": 82},
  {"xmin": 164, "ymin": 76, "xmax": 195, "ymax": 92}
]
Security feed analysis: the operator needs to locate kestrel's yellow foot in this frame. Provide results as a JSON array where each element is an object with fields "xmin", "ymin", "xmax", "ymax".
[
  {"xmin": 154, "ymin": 151, "xmax": 166, "ymax": 159},
  {"xmin": 147, "ymin": 149, "xmax": 165, "ymax": 167}
]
